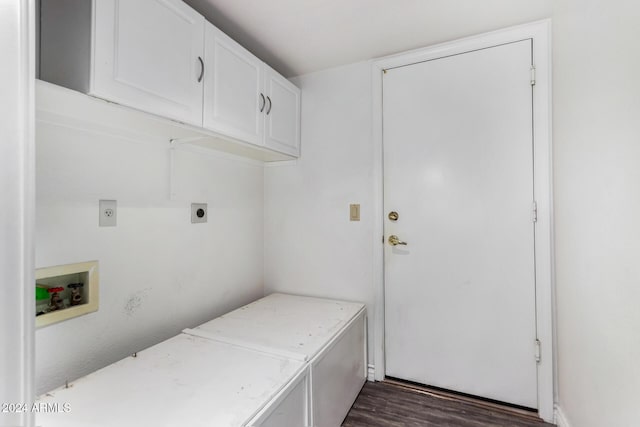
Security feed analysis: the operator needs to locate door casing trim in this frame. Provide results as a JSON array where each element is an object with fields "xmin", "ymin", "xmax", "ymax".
[
  {"xmin": 1, "ymin": 0, "xmax": 36, "ymax": 425},
  {"xmin": 370, "ymin": 19, "xmax": 554, "ymax": 423}
]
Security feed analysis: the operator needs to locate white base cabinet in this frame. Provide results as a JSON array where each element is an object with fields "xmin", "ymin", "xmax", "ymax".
[
  {"xmin": 37, "ymin": 334, "xmax": 307, "ymax": 427},
  {"xmin": 37, "ymin": 294, "xmax": 365, "ymax": 426},
  {"xmin": 188, "ymin": 293, "xmax": 367, "ymax": 426}
]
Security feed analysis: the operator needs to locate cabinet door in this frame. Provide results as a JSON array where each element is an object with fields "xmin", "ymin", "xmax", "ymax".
[
  {"xmin": 264, "ymin": 68, "xmax": 301, "ymax": 156},
  {"xmin": 92, "ymin": 0, "xmax": 204, "ymax": 126},
  {"xmin": 203, "ymin": 23, "xmax": 264, "ymax": 146}
]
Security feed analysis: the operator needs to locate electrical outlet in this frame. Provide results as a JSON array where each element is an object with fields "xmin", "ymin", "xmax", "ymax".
[
  {"xmin": 191, "ymin": 203, "xmax": 207, "ymax": 223},
  {"xmin": 99, "ymin": 200, "xmax": 117, "ymax": 227}
]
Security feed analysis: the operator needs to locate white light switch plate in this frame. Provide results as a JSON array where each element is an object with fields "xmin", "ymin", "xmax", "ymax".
[
  {"xmin": 99, "ymin": 200, "xmax": 117, "ymax": 227},
  {"xmin": 350, "ymin": 204, "xmax": 360, "ymax": 221}
]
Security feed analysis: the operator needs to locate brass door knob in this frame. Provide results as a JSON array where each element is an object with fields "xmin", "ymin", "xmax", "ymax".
[{"xmin": 388, "ymin": 235, "xmax": 407, "ymax": 246}]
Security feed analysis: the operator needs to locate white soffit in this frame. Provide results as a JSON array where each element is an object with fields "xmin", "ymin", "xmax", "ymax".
[{"xmin": 183, "ymin": 0, "xmax": 552, "ymax": 77}]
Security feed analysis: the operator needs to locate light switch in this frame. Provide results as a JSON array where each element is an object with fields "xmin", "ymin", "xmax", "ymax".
[{"xmin": 350, "ymin": 204, "xmax": 360, "ymax": 221}]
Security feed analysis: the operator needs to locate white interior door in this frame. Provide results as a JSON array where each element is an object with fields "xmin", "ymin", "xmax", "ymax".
[{"xmin": 383, "ymin": 40, "xmax": 538, "ymax": 408}]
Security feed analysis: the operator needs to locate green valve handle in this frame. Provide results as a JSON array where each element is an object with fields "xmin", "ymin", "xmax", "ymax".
[{"xmin": 35, "ymin": 286, "xmax": 50, "ymax": 301}]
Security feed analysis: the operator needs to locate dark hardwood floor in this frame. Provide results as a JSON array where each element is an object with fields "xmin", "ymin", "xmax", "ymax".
[{"xmin": 342, "ymin": 381, "xmax": 555, "ymax": 427}]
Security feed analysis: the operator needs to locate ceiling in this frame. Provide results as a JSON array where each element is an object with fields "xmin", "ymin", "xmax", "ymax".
[{"xmin": 183, "ymin": 0, "xmax": 553, "ymax": 78}]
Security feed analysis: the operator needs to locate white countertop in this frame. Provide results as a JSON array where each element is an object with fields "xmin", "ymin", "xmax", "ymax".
[
  {"xmin": 186, "ymin": 293, "xmax": 365, "ymax": 361},
  {"xmin": 37, "ymin": 333, "xmax": 304, "ymax": 427}
]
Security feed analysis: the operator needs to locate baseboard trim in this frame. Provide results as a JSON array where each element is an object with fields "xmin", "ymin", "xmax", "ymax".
[
  {"xmin": 367, "ymin": 364, "xmax": 375, "ymax": 381},
  {"xmin": 555, "ymin": 405, "xmax": 571, "ymax": 427}
]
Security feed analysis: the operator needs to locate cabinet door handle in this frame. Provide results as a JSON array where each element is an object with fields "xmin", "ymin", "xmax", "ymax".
[
  {"xmin": 259, "ymin": 93, "xmax": 266, "ymax": 112},
  {"xmin": 197, "ymin": 57, "xmax": 204, "ymax": 83},
  {"xmin": 266, "ymin": 96, "xmax": 272, "ymax": 115}
]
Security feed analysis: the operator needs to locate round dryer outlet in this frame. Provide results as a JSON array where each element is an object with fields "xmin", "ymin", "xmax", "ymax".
[{"xmin": 191, "ymin": 203, "xmax": 208, "ymax": 223}]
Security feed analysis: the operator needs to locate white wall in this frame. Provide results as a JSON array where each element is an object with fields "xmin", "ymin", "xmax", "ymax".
[
  {"xmin": 553, "ymin": 1, "xmax": 640, "ymax": 426},
  {"xmin": 265, "ymin": 8, "xmax": 640, "ymax": 426},
  {"xmin": 264, "ymin": 61, "xmax": 375, "ymax": 362},
  {"xmin": 32, "ymin": 3, "xmax": 640, "ymax": 423},
  {"xmin": 35, "ymin": 123, "xmax": 264, "ymax": 394}
]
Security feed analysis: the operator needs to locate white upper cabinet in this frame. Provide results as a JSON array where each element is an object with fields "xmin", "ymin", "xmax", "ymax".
[
  {"xmin": 93, "ymin": 0, "xmax": 205, "ymax": 126},
  {"xmin": 39, "ymin": 0, "xmax": 300, "ymax": 159},
  {"xmin": 203, "ymin": 23, "xmax": 264, "ymax": 146},
  {"xmin": 264, "ymin": 68, "xmax": 301, "ymax": 157},
  {"xmin": 40, "ymin": 0, "xmax": 205, "ymax": 126},
  {"xmin": 203, "ymin": 23, "xmax": 300, "ymax": 156}
]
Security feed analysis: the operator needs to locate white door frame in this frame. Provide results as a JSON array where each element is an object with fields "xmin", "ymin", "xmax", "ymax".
[
  {"xmin": 0, "ymin": 1, "xmax": 36, "ymax": 426},
  {"xmin": 370, "ymin": 20, "xmax": 554, "ymax": 422}
]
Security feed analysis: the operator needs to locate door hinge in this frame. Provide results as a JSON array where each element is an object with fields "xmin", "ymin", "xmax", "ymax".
[
  {"xmin": 532, "ymin": 201, "xmax": 538, "ymax": 223},
  {"xmin": 530, "ymin": 66, "xmax": 536, "ymax": 86},
  {"xmin": 535, "ymin": 339, "xmax": 541, "ymax": 363}
]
